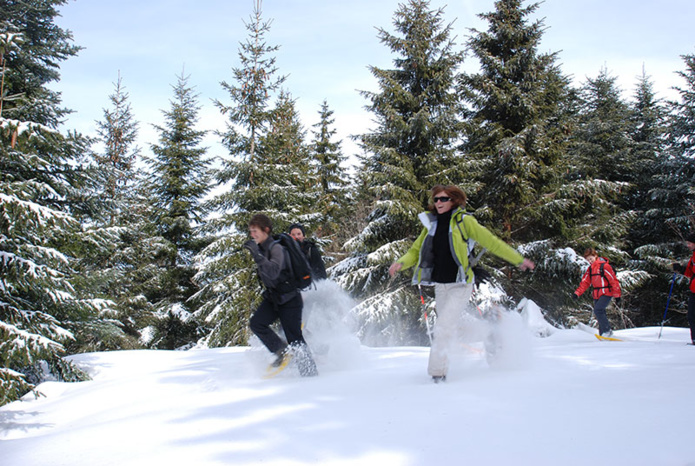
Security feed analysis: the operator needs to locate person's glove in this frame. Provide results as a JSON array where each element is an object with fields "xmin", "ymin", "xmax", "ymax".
[
  {"xmin": 472, "ymin": 266, "xmax": 491, "ymax": 289},
  {"xmin": 672, "ymin": 262, "xmax": 685, "ymax": 274},
  {"xmin": 243, "ymin": 240, "xmax": 262, "ymax": 261},
  {"xmin": 615, "ymin": 297, "xmax": 622, "ymax": 305},
  {"xmin": 572, "ymin": 293, "xmax": 579, "ymax": 300}
]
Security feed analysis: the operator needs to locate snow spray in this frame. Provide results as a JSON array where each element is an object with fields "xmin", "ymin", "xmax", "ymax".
[
  {"xmin": 300, "ymin": 280, "xmax": 364, "ymax": 370},
  {"xmin": 246, "ymin": 279, "xmax": 363, "ymax": 374}
]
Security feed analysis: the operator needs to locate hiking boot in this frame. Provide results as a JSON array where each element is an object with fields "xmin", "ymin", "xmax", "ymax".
[
  {"xmin": 271, "ymin": 348, "xmax": 289, "ymax": 368},
  {"xmin": 601, "ymin": 330, "xmax": 614, "ymax": 337},
  {"xmin": 432, "ymin": 375, "xmax": 446, "ymax": 384}
]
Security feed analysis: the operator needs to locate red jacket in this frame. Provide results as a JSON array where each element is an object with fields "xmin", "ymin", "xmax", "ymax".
[
  {"xmin": 684, "ymin": 251, "xmax": 695, "ymax": 293},
  {"xmin": 574, "ymin": 257, "xmax": 622, "ymax": 300}
]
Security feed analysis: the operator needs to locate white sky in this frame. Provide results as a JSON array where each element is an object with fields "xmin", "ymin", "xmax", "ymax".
[{"xmin": 52, "ymin": 0, "xmax": 695, "ymax": 161}]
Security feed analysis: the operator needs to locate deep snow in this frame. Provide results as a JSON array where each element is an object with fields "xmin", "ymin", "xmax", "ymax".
[{"xmin": 1, "ymin": 281, "xmax": 694, "ymax": 466}]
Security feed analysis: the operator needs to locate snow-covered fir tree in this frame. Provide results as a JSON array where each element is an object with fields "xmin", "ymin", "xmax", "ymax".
[
  {"xmin": 0, "ymin": 118, "xmax": 93, "ymax": 405},
  {"xmin": 552, "ymin": 68, "xmax": 655, "ymax": 329},
  {"xmin": 568, "ymin": 69, "xmax": 636, "ymax": 252},
  {"xmin": 255, "ymin": 89, "xmax": 315, "ymax": 222},
  {"xmin": 659, "ymin": 53, "xmax": 695, "ymax": 236},
  {"xmin": 194, "ymin": 1, "xmax": 297, "ymax": 346},
  {"xmin": 460, "ymin": 0, "xmax": 574, "ymax": 243},
  {"xmin": 0, "ymin": 2, "xmax": 102, "ymax": 405},
  {"xmin": 94, "ymin": 73, "xmax": 141, "ymax": 220},
  {"xmin": 80, "ymin": 75, "xmax": 165, "ymax": 349},
  {"xmin": 620, "ymin": 71, "xmax": 673, "ymax": 325},
  {"xmin": 452, "ymin": 0, "xmax": 587, "ymax": 321},
  {"xmin": 0, "ymin": 0, "xmax": 79, "ymax": 126},
  {"xmin": 142, "ymin": 71, "xmax": 211, "ymax": 349},
  {"xmin": 572, "ymin": 69, "xmax": 638, "ymax": 184},
  {"xmin": 308, "ymin": 100, "xmax": 350, "ymax": 244},
  {"xmin": 645, "ymin": 54, "xmax": 695, "ymax": 326},
  {"xmin": 626, "ymin": 70, "xmax": 667, "ymax": 218},
  {"xmin": 332, "ymin": 0, "xmax": 464, "ymax": 345}
]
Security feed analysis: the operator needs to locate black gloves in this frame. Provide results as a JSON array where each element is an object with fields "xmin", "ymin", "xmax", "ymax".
[
  {"xmin": 472, "ymin": 266, "xmax": 491, "ymax": 289},
  {"xmin": 615, "ymin": 297, "xmax": 622, "ymax": 305},
  {"xmin": 672, "ymin": 262, "xmax": 685, "ymax": 274},
  {"xmin": 572, "ymin": 293, "xmax": 579, "ymax": 300},
  {"xmin": 243, "ymin": 239, "xmax": 262, "ymax": 261}
]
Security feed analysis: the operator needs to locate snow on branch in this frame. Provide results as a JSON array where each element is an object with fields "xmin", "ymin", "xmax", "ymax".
[{"xmin": 0, "ymin": 320, "xmax": 65, "ymax": 355}]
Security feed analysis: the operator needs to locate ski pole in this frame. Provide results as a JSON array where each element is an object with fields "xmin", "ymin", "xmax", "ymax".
[
  {"xmin": 658, "ymin": 272, "xmax": 677, "ymax": 339},
  {"xmin": 419, "ymin": 284, "xmax": 433, "ymax": 345}
]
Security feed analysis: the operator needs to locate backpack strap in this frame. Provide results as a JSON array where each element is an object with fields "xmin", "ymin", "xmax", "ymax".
[
  {"xmin": 455, "ymin": 214, "xmax": 487, "ymax": 273},
  {"xmin": 271, "ymin": 239, "xmax": 293, "ymax": 275},
  {"xmin": 589, "ymin": 261, "xmax": 611, "ymax": 291}
]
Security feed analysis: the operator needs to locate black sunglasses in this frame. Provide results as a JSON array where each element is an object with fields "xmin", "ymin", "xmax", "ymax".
[{"xmin": 433, "ymin": 196, "xmax": 451, "ymax": 203}]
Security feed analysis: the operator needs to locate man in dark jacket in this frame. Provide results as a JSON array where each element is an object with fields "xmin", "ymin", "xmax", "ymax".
[
  {"xmin": 289, "ymin": 223, "xmax": 327, "ymax": 280},
  {"xmin": 243, "ymin": 214, "xmax": 317, "ymax": 376}
]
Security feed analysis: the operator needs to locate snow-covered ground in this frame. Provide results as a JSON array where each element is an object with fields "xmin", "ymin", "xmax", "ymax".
[{"xmin": 2, "ymin": 282, "xmax": 694, "ymax": 466}]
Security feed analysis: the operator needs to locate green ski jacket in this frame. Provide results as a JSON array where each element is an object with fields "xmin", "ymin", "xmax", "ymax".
[{"xmin": 396, "ymin": 207, "xmax": 524, "ymax": 285}]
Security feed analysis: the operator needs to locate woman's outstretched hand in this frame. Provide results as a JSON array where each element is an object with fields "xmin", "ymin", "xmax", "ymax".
[
  {"xmin": 389, "ymin": 262, "xmax": 403, "ymax": 277},
  {"xmin": 519, "ymin": 258, "xmax": 535, "ymax": 271}
]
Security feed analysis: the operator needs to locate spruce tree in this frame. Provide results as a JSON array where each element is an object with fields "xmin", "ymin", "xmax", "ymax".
[
  {"xmin": 659, "ymin": 53, "xmax": 695, "ymax": 236},
  {"xmin": 195, "ymin": 1, "xmax": 290, "ymax": 346},
  {"xmin": 251, "ymin": 89, "xmax": 314, "ymax": 220},
  {"xmin": 621, "ymin": 71, "xmax": 671, "ymax": 325},
  {"xmin": 625, "ymin": 73, "xmax": 667, "ymax": 245},
  {"xmin": 568, "ymin": 69, "xmax": 636, "ymax": 251},
  {"xmin": 454, "ymin": 0, "xmax": 587, "ymax": 318},
  {"xmin": 332, "ymin": 0, "xmax": 464, "ymax": 344},
  {"xmin": 646, "ymin": 54, "xmax": 695, "ymax": 327},
  {"xmin": 80, "ymin": 75, "xmax": 160, "ymax": 349},
  {"xmin": 550, "ymin": 69, "xmax": 655, "ymax": 330},
  {"xmin": 308, "ymin": 100, "xmax": 350, "ymax": 241},
  {"xmin": 0, "ymin": 121, "xmax": 91, "ymax": 405},
  {"xmin": 1, "ymin": 4, "xmax": 96, "ymax": 405},
  {"xmin": 94, "ymin": 73, "xmax": 141, "ymax": 220},
  {"xmin": 0, "ymin": 0, "xmax": 80, "ymax": 126},
  {"xmin": 628, "ymin": 70, "xmax": 666, "ymax": 215},
  {"xmin": 144, "ymin": 71, "xmax": 211, "ymax": 349},
  {"xmin": 460, "ymin": 0, "xmax": 573, "ymax": 241},
  {"xmin": 572, "ymin": 69, "xmax": 636, "ymax": 184},
  {"xmin": 458, "ymin": 1, "xmax": 647, "ymax": 325}
]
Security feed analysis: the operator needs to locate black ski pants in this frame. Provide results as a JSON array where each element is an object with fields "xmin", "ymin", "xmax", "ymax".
[{"xmin": 250, "ymin": 293, "xmax": 305, "ymax": 354}]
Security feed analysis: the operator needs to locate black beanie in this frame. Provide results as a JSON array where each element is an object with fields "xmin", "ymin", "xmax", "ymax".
[{"xmin": 288, "ymin": 223, "xmax": 305, "ymax": 235}]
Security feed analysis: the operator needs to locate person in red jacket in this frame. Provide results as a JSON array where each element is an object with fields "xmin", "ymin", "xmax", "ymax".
[
  {"xmin": 672, "ymin": 234, "xmax": 695, "ymax": 345},
  {"xmin": 573, "ymin": 248, "xmax": 622, "ymax": 337}
]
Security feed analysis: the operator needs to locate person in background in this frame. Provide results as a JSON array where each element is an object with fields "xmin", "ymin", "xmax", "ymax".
[
  {"xmin": 573, "ymin": 248, "xmax": 622, "ymax": 337},
  {"xmin": 243, "ymin": 214, "xmax": 317, "ymax": 376},
  {"xmin": 672, "ymin": 234, "xmax": 695, "ymax": 345},
  {"xmin": 388, "ymin": 184, "xmax": 535, "ymax": 383},
  {"xmin": 289, "ymin": 223, "xmax": 328, "ymax": 281}
]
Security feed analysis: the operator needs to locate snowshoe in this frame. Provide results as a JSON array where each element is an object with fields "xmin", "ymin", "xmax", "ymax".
[
  {"xmin": 290, "ymin": 342, "xmax": 318, "ymax": 377},
  {"xmin": 263, "ymin": 353, "xmax": 293, "ymax": 379}
]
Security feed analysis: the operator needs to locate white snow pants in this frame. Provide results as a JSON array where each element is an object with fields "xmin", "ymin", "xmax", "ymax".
[{"xmin": 428, "ymin": 282, "xmax": 474, "ymax": 377}]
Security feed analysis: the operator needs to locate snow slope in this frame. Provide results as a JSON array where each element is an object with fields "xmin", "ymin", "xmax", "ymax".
[{"xmin": 1, "ymin": 284, "xmax": 694, "ymax": 465}]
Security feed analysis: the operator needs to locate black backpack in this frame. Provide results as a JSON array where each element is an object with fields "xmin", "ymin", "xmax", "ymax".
[
  {"xmin": 588, "ymin": 259, "xmax": 618, "ymax": 292},
  {"xmin": 273, "ymin": 233, "xmax": 313, "ymax": 291}
]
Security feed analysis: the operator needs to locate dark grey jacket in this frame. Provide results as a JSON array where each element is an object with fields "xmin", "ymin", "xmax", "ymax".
[{"xmin": 257, "ymin": 236, "xmax": 297, "ymax": 304}]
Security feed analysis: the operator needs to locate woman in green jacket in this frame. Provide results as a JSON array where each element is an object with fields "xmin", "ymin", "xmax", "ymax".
[{"xmin": 389, "ymin": 185, "xmax": 534, "ymax": 383}]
